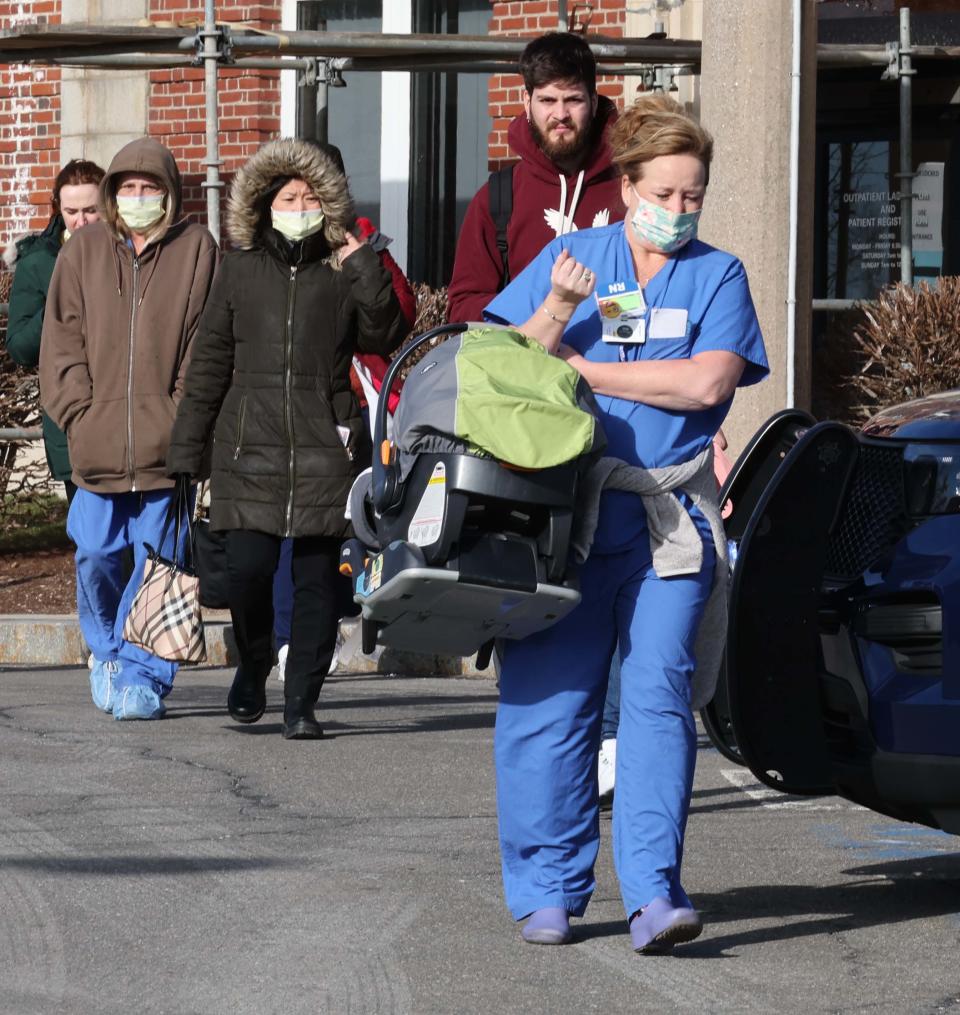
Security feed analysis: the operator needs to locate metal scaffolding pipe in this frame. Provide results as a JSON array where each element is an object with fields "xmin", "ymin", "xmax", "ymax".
[
  {"xmin": 296, "ymin": 3, "xmax": 324, "ymax": 142},
  {"xmin": 819, "ymin": 42, "xmax": 960, "ymax": 66},
  {"xmin": 812, "ymin": 299, "xmax": 872, "ymax": 312},
  {"xmin": 41, "ymin": 52, "xmax": 687, "ymax": 76},
  {"xmin": 815, "ymin": 45, "xmax": 891, "ymax": 68},
  {"xmin": 0, "ymin": 39, "xmax": 194, "ymax": 61},
  {"xmin": 3, "ymin": 23, "xmax": 958, "ymax": 70},
  {"xmin": 219, "ymin": 30, "xmax": 704, "ymax": 63},
  {"xmin": 202, "ymin": 0, "xmax": 222, "ymax": 245},
  {"xmin": 46, "ymin": 53, "xmax": 316, "ymax": 70},
  {"xmin": 0, "ymin": 428, "xmax": 42, "ymax": 442},
  {"xmin": 899, "ymin": 6, "xmax": 914, "ymax": 287}
]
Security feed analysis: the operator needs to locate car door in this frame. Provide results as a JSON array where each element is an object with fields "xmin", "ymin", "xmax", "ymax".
[
  {"xmin": 705, "ymin": 415, "xmax": 860, "ymax": 795},
  {"xmin": 701, "ymin": 410, "xmax": 816, "ymax": 764}
]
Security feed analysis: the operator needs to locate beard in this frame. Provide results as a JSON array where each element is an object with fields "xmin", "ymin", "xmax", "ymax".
[{"xmin": 529, "ymin": 116, "xmax": 593, "ymax": 164}]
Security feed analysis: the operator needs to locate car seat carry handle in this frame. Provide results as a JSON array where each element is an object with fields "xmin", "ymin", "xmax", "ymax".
[{"xmin": 372, "ymin": 322, "xmax": 469, "ymax": 514}]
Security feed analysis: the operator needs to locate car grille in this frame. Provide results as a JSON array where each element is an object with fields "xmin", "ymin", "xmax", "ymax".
[{"xmin": 824, "ymin": 443, "xmax": 911, "ymax": 582}]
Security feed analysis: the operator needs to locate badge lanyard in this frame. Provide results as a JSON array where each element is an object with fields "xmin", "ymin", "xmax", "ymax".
[{"xmin": 619, "ymin": 254, "xmax": 681, "ymax": 362}]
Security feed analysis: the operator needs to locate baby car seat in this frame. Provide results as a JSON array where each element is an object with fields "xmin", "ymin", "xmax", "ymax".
[{"xmin": 341, "ymin": 323, "xmax": 605, "ymax": 667}]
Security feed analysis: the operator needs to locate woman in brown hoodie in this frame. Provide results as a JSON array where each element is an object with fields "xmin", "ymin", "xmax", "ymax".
[{"xmin": 39, "ymin": 137, "xmax": 218, "ymax": 722}]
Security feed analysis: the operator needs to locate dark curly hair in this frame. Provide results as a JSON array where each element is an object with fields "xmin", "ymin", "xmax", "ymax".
[{"xmin": 519, "ymin": 32, "xmax": 597, "ymax": 96}]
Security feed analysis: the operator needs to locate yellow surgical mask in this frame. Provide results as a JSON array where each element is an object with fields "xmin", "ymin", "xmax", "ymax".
[
  {"xmin": 117, "ymin": 195, "xmax": 165, "ymax": 232},
  {"xmin": 271, "ymin": 209, "xmax": 325, "ymax": 241}
]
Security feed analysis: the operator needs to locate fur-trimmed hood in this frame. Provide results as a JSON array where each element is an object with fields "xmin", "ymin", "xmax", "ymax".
[
  {"xmin": 226, "ymin": 138, "xmax": 354, "ymax": 252},
  {"xmin": 3, "ymin": 214, "xmax": 63, "ymax": 271},
  {"xmin": 2, "ymin": 232, "xmax": 32, "ymax": 270}
]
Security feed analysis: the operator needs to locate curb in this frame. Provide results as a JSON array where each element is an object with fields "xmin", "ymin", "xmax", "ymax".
[{"xmin": 0, "ymin": 613, "xmax": 491, "ymax": 678}]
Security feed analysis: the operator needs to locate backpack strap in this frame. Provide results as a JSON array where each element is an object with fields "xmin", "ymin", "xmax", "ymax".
[{"xmin": 488, "ymin": 163, "xmax": 515, "ymax": 291}]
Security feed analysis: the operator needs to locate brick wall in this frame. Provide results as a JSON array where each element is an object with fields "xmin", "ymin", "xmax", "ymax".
[
  {"xmin": 0, "ymin": 1, "xmax": 282, "ymax": 252},
  {"xmin": 148, "ymin": 1, "xmax": 282, "ymax": 226},
  {"xmin": 0, "ymin": 1, "xmax": 631, "ymax": 249},
  {"xmin": 0, "ymin": 0, "xmax": 62, "ymax": 248},
  {"xmin": 487, "ymin": 0, "xmax": 626, "ymax": 170}
]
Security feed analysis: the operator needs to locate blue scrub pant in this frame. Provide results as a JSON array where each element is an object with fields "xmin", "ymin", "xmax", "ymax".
[
  {"xmin": 272, "ymin": 537, "xmax": 294, "ymax": 649},
  {"xmin": 67, "ymin": 487, "xmax": 187, "ymax": 696},
  {"xmin": 494, "ymin": 535, "xmax": 714, "ymax": 921},
  {"xmin": 601, "ymin": 652, "xmax": 621, "ymax": 742},
  {"xmin": 272, "ymin": 536, "xmax": 358, "ymax": 651}
]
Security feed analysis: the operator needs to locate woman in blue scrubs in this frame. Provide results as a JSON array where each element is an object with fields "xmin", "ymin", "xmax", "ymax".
[{"xmin": 483, "ymin": 95, "xmax": 769, "ymax": 953}]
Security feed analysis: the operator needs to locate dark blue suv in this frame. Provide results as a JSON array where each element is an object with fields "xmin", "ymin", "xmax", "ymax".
[{"xmin": 703, "ymin": 392, "xmax": 960, "ymax": 833}]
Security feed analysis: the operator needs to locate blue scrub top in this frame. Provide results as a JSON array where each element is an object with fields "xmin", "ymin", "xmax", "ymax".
[{"xmin": 484, "ymin": 223, "xmax": 769, "ymax": 553}]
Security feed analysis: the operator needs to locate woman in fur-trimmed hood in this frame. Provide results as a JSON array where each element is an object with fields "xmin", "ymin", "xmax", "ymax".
[
  {"xmin": 225, "ymin": 136, "xmax": 355, "ymax": 252},
  {"xmin": 168, "ymin": 137, "xmax": 407, "ymax": 739}
]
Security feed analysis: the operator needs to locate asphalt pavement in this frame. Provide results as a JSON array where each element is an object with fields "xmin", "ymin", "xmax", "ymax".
[{"xmin": 2, "ymin": 662, "xmax": 960, "ymax": 1015}]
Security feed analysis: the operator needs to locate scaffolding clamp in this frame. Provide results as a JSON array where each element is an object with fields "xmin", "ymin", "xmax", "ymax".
[
  {"xmin": 194, "ymin": 23, "xmax": 233, "ymax": 67},
  {"xmin": 325, "ymin": 59, "xmax": 347, "ymax": 88},
  {"xmin": 882, "ymin": 40, "xmax": 915, "ymax": 82},
  {"xmin": 299, "ymin": 57, "xmax": 346, "ymax": 89}
]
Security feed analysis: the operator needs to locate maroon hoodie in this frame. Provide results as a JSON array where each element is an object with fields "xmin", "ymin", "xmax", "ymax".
[{"xmin": 447, "ymin": 96, "xmax": 625, "ymax": 323}]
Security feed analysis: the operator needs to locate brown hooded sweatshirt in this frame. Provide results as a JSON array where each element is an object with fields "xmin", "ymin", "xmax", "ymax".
[{"xmin": 39, "ymin": 137, "xmax": 218, "ymax": 493}]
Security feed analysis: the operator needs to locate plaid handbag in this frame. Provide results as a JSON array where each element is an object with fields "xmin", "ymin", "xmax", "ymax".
[{"xmin": 122, "ymin": 477, "xmax": 207, "ymax": 664}]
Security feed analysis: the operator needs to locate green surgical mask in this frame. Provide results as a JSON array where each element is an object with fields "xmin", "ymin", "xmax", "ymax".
[
  {"xmin": 630, "ymin": 188, "xmax": 701, "ymax": 254},
  {"xmin": 271, "ymin": 209, "xmax": 325, "ymax": 242},
  {"xmin": 117, "ymin": 195, "xmax": 165, "ymax": 232}
]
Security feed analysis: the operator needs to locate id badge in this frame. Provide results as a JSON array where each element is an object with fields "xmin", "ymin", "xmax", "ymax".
[{"xmin": 597, "ymin": 281, "xmax": 647, "ymax": 344}]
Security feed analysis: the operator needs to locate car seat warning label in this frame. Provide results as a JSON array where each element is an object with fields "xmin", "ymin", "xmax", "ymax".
[{"xmin": 408, "ymin": 463, "xmax": 446, "ymax": 547}]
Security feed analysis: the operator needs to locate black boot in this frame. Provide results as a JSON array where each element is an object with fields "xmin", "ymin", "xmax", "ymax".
[
  {"xmin": 227, "ymin": 664, "xmax": 270, "ymax": 724},
  {"xmin": 282, "ymin": 696, "xmax": 324, "ymax": 740}
]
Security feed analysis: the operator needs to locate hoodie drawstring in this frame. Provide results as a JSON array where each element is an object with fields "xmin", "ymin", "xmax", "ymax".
[{"xmin": 554, "ymin": 170, "xmax": 585, "ymax": 237}]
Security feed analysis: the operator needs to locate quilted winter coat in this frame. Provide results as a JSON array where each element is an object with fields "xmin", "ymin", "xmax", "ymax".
[
  {"xmin": 4, "ymin": 214, "xmax": 72, "ymax": 481},
  {"xmin": 166, "ymin": 139, "xmax": 407, "ymax": 537}
]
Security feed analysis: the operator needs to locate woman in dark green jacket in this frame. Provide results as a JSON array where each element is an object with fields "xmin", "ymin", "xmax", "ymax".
[
  {"xmin": 168, "ymin": 138, "xmax": 406, "ymax": 740},
  {"xmin": 5, "ymin": 159, "xmax": 104, "ymax": 500}
]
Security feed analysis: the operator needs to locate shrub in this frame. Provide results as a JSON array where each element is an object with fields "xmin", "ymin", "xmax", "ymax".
[
  {"xmin": 1, "ymin": 270, "xmax": 53, "ymax": 498},
  {"xmin": 0, "ymin": 491, "xmax": 69, "ymax": 550},
  {"xmin": 847, "ymin": 277, "xmax": 960, "ymax": 422},
  {"xmin": 395, "ymin": 282, "xmax": 449, "ymax": 379}
]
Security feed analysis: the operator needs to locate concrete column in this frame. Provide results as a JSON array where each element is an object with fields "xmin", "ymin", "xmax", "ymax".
[
  {"xmin": 59, "ymin": 0, "xmax": 149, "ymax": 168},
  {"xmin": 699, "ymin": 0, "xmax": 818, "ymax": 454}
]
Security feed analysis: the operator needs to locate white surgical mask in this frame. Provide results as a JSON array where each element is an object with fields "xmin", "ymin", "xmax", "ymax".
[
  {"xmin": 271, "ymin": 209, "xmax": 325, "ymax": 242},
  {"xmin": 629, "ymin": 189, "xmax": 701, "ymax": 254},
  {"xmin": 116, "ymin": 195, "xmax": 165, "ymax": 232}
]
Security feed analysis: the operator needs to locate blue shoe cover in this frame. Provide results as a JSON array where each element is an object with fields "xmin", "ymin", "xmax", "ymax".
[
  {"xmin": 630, "ymin": 896, "xmax": 702, "ymax": 954},
  {"xmin": 90, "ymin": 659, "xmax": 120, "ymax": 713},
  {"xmin": 112, "ymin": 684, "xmax": 165, "ymax": 721},
  {"xmin": 521, "ymin": 907, "xmax": 571, "ymax": 945}
]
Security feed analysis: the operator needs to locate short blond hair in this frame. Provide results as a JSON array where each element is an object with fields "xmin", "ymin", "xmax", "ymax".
[{"xmin": 609, "ymin": 94, "xmax": 713, "ymax": 186}]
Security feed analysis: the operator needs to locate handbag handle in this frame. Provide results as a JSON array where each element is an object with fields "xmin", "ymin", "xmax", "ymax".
[
  {"xmin": 155, "ymin": 475, "xmax": 197, "ymax": 572},
  {"xmin": 193, "ymin": 479, "xmax": 209, "ymax": 523}
]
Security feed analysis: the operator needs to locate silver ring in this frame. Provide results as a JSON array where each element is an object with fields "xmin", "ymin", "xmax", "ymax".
[{"xmin": 582, "ymin": 270, "xmax": 592, "ymax": 280}]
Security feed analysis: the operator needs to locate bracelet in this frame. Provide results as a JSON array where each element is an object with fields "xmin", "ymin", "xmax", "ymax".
[{"xmin": 542, "ymin": 303, "xmax": 572, "ymax": 324}]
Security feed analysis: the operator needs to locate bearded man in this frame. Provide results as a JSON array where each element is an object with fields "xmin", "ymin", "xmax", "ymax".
[{"xmin": 447, "ymin": 32, "xmax": 625, "ymax": 323}]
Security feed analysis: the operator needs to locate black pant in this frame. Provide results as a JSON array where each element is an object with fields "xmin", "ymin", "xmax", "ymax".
[{"xmin": 225, "ymin": 529, "xmax": 343, "ymax": 705}]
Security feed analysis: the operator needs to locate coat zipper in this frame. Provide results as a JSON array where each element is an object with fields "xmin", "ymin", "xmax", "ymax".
[
  {"xmin": 233, "ymin": 394, "xmax": 247, "ymax": 460},
  {"xmin": 283, "ymin": 264, "xmax": 298, "ymax": 536},
  {"xmin": 126, "ymin": 257, "xmax": 140, "ymax": 490}
]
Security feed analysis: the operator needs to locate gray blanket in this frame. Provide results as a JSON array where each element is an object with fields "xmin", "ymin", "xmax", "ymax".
[{"xmin": 573, "ymin": 446, "xmax": 728, "ymax": 710}]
